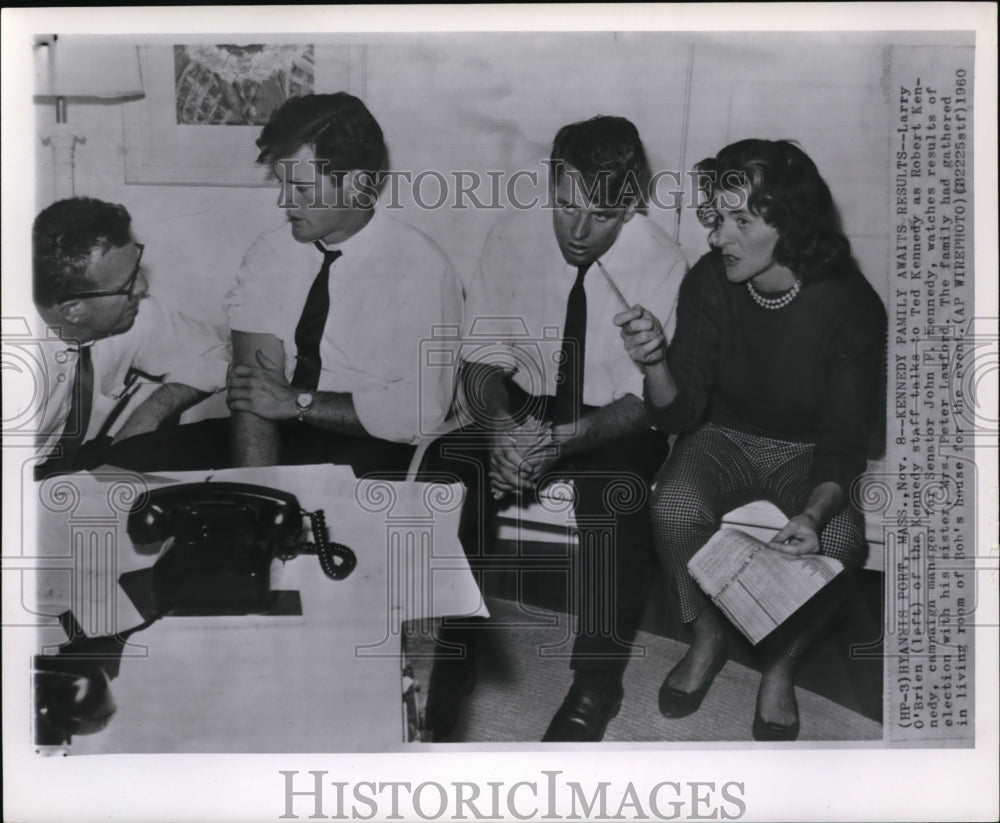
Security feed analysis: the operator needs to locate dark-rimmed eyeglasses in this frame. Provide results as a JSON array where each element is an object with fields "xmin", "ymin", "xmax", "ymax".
[{"xmin": 60, "ymin": 244, "xmax": 145, "ymax": 302}]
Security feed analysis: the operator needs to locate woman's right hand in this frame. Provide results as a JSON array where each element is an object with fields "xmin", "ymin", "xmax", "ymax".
[{"xmin": 614, "ymin": 304, "xmax": 666, "ymax": 366}]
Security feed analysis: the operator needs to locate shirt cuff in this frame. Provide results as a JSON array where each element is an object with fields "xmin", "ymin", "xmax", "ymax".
[
  {"xmin": 162, "ymin": 342, "xmax": 230, "ymax": 394},
  {"xmin": 352, "ymin": 380, "xmax": 441, "ymax": 444}
]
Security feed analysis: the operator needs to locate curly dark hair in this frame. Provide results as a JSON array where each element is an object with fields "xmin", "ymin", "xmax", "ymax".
[
  {"xmin": 550, "ymin": 115, "xmax": 651, "ymax": 212},
  {"xmin": 255, "ymin": 92, "xmax": 387, "ymax": 193},
  {"xmin": 696, "ymin": 139, "xmax": 851, "ymax": 280},
  {"xmin": 33, "ymin": 197, "xmax": 133, "ymax": 307}
]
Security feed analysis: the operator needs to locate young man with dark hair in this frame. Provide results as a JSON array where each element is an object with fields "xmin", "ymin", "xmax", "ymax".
[
  {"xmin": 424, "ymin": 116, "xmax": 688, "ymax": 742},
  {"xmin": 29, "ymin": 197, "xmax": 228, "ymax": 478},
  {"xmin": 226, "ymin": 93, "xmax": 461, "ymax": 472}
]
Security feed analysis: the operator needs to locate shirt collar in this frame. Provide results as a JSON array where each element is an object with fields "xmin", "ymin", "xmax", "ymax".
[
  {"xmin": 551, "ymin": 212, "xmax": 638, "ymax": 278},
  {"xmin": 597, "ymin": 215, "xmax": 637, "ymax": 270},
  {"xmin": 39, "ymin": 326, "xmax": 95, "ymax": 355},
  {"xmin": 315, "ymin": 204, "xmax": 385, "ymax": 256}
]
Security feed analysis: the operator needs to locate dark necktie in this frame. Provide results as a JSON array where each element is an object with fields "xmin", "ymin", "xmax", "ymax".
[
  {"xmin": 552, "ymin": 263, "xmax": 591, "ymax": 423},
  {"xmin": 292, "ymin": 243, "xmax": 342, "ymax": 390},
  {"xmin": 60, "ymin": 345, "xmax": 94, "ymax": 468}
]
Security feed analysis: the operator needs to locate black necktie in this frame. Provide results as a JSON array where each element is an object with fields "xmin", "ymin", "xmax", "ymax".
[
  {"xmin": 553, "ymin": 263, "xmax": 591, "ymax": 423},
  {"xmin": 292, "ymin": 243, "xmax": 342, "ymax": 390},
  {"xmin": 60, "ymin": 345, "xmax": 94, "ymax": 468}
]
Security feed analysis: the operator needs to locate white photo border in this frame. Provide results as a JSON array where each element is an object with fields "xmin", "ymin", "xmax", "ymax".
[{"xmin": 2, "ymin": 4, "xmax": 997, "ymax": 822}]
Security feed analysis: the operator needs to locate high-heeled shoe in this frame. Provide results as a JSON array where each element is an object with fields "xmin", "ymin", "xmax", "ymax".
[{"xmin": 658, "ymin": 649, "xmax": 727, "ymax": 718}]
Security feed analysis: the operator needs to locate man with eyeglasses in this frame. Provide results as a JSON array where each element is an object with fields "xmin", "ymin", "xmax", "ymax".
[{"xmin": 31, "ymin": 197, "xmax": 229, "ymax": 479}]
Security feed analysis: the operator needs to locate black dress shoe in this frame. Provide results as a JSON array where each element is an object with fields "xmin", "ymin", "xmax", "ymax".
[
  {"xmin": 752, "ymin": 705, "xmax": 800, "ymax": 741},
  {"xmin": 542, "ymin": 678, "xmax": 624, "ymax": 742},
  {"xmin": 424, "ymin": 653, "xmax": 477, "ymax": 742},
  {"xmin": 423, "ymin": 621, "xmax": 485, "ymax": 742},
  {"xmin": 658, "ymin": 652, "xmax": 727, "ymax": 718}
]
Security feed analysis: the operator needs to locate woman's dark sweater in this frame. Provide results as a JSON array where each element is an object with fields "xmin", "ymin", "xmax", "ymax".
[{"xmin": 650, "ymin": 250, "xmax": 887, "ymax": 494}]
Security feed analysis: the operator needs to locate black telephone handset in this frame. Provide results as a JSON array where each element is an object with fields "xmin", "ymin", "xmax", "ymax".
[{"xmin": 127, "ymin": 482, "xmax": 356, "ymax": 616}]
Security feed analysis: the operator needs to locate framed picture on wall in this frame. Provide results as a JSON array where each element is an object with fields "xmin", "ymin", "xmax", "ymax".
[{"xmin": 123, "ymin": 42, "xmax": 366, "ymax": 186}]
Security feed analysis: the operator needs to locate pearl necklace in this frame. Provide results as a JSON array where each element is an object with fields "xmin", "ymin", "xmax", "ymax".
[{"xmin": 747, "ymin": 278, "xmax": 802, "ymax": 310}]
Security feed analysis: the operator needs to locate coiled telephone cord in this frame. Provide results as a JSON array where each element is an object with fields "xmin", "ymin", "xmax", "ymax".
[{"xmin": 299, "ymin": 509, "xmax": 357, "ymax": 580}]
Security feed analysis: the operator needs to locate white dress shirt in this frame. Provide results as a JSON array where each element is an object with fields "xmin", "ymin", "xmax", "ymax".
[
  {"xmin": 462, "ymin": 210, "xmax": 687, "ymax": 408},
  {"xmin": 225, "ymin": 208, "xmax": 463, "ymax": 443},
  {"xmin": 32, "ymin": 297, "xmax": 229, "ymax": 458}
]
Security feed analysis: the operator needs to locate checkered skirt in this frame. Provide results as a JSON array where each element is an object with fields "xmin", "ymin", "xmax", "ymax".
[{"xmin": 650, "ymin": 423, "xmax": 867, "ymax": 628}]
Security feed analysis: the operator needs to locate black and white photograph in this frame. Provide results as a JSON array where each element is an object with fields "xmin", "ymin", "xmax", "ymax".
[{"xmin": 2, "ymin": 5, "xmax": 997, "ymax": 822}]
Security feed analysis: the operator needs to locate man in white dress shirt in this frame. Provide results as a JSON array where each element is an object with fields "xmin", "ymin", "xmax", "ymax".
[
  {"xmin": 225, "ymin": 93, "xmax": 462, "ymax": 473},
  {"xmin": 424, "ymin": 116, "xmax": 688, "ymax": 742},
  {"xmin": 30, "ymin": 197, "xmax": 229, "ymax": 479}
]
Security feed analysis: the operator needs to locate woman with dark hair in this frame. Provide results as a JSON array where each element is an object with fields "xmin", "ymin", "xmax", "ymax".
[{"xmin": 615, "ymin": 139, "xmax": 886, "ymax": 740}]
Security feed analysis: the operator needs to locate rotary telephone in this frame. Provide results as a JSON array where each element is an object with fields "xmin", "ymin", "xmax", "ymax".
[
  {"xmin": 126, "ymin": 482, "xmax": 357, "ymax": 616},
  {"xmin": 35, "ymin": 482, "xmax": 359, "ymax": 746}
]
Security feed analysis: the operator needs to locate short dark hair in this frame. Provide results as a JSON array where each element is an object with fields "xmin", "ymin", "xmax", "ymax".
[
  {"xmin": 549, "ymin": 116, "xmax": 651, "ymax": 211},
  {"xmin": 696, "ymin": 139, "xmax": 851, "ymax": 280},
  {"xmin": 33, "ymin": 197, "xmax": 132, "ymax": 306},
  {"xmin": 255, "ymin": 93, "xmax": 388, "ymax": 189}
]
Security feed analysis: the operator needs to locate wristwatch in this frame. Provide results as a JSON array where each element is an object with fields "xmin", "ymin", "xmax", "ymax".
[{"xmin": 295, "ymin": 391, "xmax": 314, "ymax": 421}]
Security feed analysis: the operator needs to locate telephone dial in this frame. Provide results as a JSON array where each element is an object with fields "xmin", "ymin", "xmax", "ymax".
[{"xmin": 126, "ymin": 482, "xmax": 357, "ymax": 616}]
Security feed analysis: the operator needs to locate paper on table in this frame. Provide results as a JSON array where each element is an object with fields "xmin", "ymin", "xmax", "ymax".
[{"xmin": 35, "ymin": 465, "xmax": 487, "ymax": 752}]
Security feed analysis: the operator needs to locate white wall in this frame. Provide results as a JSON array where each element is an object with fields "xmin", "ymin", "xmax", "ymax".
[
  {"xmin": 33, "ymin": 32, "xmax": 892, "ymax": 326},
  {"xmin": 675, "ymin": 35, "xmax": 890, "ymax": 282}
]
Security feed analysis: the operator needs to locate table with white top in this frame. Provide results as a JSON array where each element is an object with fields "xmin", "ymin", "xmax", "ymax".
[{"xmin": 29, "ymin": 464, "xmax": 486, "ymax": 753}]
